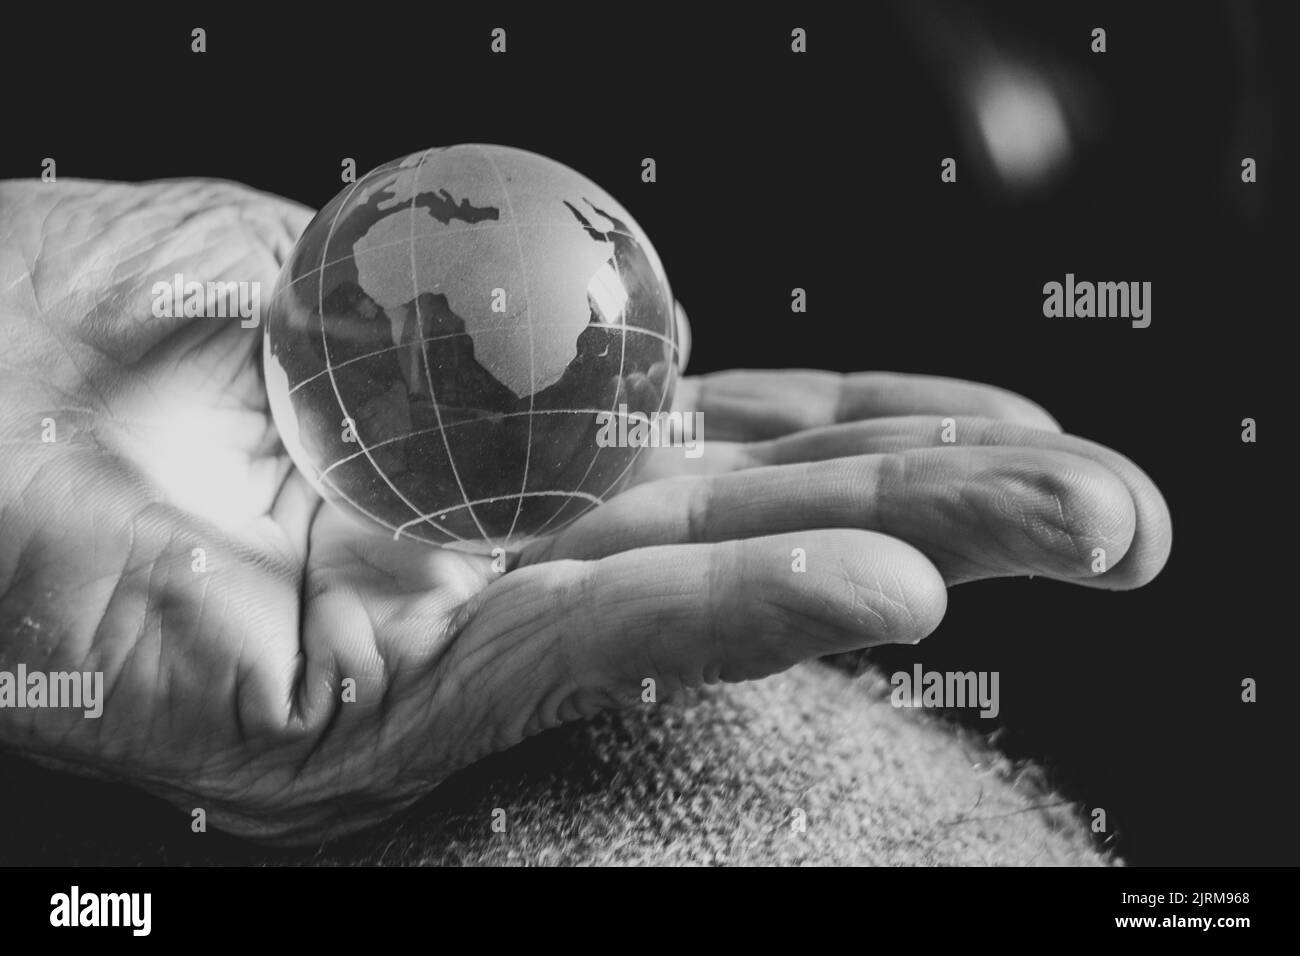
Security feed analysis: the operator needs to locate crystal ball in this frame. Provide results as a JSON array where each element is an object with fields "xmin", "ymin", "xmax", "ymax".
[{"xmin": 264, "ymin": 144, "xmax": 678, "ymax": 551}]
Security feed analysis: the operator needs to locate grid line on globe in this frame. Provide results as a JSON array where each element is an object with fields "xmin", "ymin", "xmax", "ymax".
[
  {"xmin": 267, "ymin": 221, "xmax": 647, "ymax": 310},
  {"xmin": 479, "ymin": 145, "xmax": 540, "ymax": 544},
  {"xmin": 264, "ymin": 144, "xmax": 679, "ymax": 552},
  {"xmin": 285, "ymin": 324, "xmax": 677, "ymax": 399},
  {"xmin": 330, "ymin": 167, "xmax": 468, "ymax": 543},
  {"xmin": 315, "ymin": 172, "xmax": 450, "ymax": 542},
  {"xmin": 406, "ymin": 146, "xmax": 493, "ymax": 544}
]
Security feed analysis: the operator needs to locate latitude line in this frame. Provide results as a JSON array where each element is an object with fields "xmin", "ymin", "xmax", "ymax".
[
  {"xmin": 480, "ymin": 146, "xmax": 536, "ymax": 543},
  {"xmin": 288, "ymin": 323, "xmax": 679, "ymax": 395},
  {"xmin": 317, "ymin": 472, "xmax": 443, "ymax": 543},
  {"xmin": 269, "ymin": 223, "xmax": 641, "ymax": 308},
  {"xmin": 317, "ymin": 407, "xmax": 623, "ymax": 478},
  {"xmin": 313, "ymin": 166, "xmax": 466, "ymax": 544},
  {"xmin": 393, "ymin": 490, "xmax": 603, "ymax": 536},
  {"xmin": 408, "ymin": 148, "xmax": 494, "ymax": 546}
]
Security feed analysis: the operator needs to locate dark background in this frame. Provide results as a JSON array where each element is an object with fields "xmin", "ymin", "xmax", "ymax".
[{"xmin": 1, "ymin": 1, "xmax": 1295, "ymax": 865}]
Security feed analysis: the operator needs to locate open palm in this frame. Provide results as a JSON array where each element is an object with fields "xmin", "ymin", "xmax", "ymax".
[{"xmin": 0, "ymin": 179, "xmax": 1171, "ymax": 843}]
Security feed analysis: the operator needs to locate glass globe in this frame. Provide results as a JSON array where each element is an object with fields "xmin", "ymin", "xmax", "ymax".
[{"xmin": 264, "ymin": 144, "xmax": 678, "ymax": 551}]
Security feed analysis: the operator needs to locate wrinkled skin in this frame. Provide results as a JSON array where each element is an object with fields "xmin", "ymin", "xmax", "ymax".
[{"xmin": 0, "ymin": 180, "xmax": 1171, "ymax": 843}]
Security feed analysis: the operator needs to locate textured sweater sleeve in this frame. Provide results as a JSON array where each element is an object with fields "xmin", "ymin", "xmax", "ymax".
[{"xmin": 0, "ymin": 662, "xmax": 1109, "ymax": 866}]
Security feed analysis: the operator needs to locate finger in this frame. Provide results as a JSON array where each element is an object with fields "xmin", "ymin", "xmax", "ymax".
[
  {"xmin": 673, "ymin": 370, "xmax": 1062, "ymax": 441},
  {"xmin": 742, "ymin": 416, "xmax": 1170, "ymax": 589},
  {"xmin": 435, "ymin": 530, "xmax": 947, "ymax": 746},
  {"xmin": 531, "ymin": 445, "xmax": 1136, "ymax": 587}
]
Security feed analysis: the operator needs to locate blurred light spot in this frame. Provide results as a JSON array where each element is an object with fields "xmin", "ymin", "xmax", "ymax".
[{"xmin": 972, "ymin": 68, "xmax": 1072, "ymax": 187}]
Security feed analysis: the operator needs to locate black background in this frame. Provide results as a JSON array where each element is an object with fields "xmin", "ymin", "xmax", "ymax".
[{"xmin": 1, "ymin": 1, "xmax": 1295, "ymax": 866}]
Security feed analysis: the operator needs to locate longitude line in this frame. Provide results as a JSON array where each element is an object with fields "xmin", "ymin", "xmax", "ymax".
[
  {"xmin": 529, "ymin": 220, "xmax": 628, "ymax": 538},
  {"xmin": 313, "ymin": 166, "xmax": 465, "ymax": 543},
  {"xmin": 407, "ymin": 148, "xmax": 494, "ymax": 546},
  {"xmin": 547, "ymin": 274, "xmax": 679, "ymax": 536},
  {"xmin": 480, "ymin": 146, "xmax": 536, "ymax": 543}
]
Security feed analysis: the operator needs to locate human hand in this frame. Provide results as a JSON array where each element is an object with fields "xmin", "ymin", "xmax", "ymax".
[{"xmin": 0, "ymin": 180, "xmax": 1170, "ymax": 843}]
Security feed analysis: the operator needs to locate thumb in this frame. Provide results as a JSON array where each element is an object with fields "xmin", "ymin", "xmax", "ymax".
[{"xmin": 427, "ymin": 530, "xmax": 947, "ymax": 762}]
